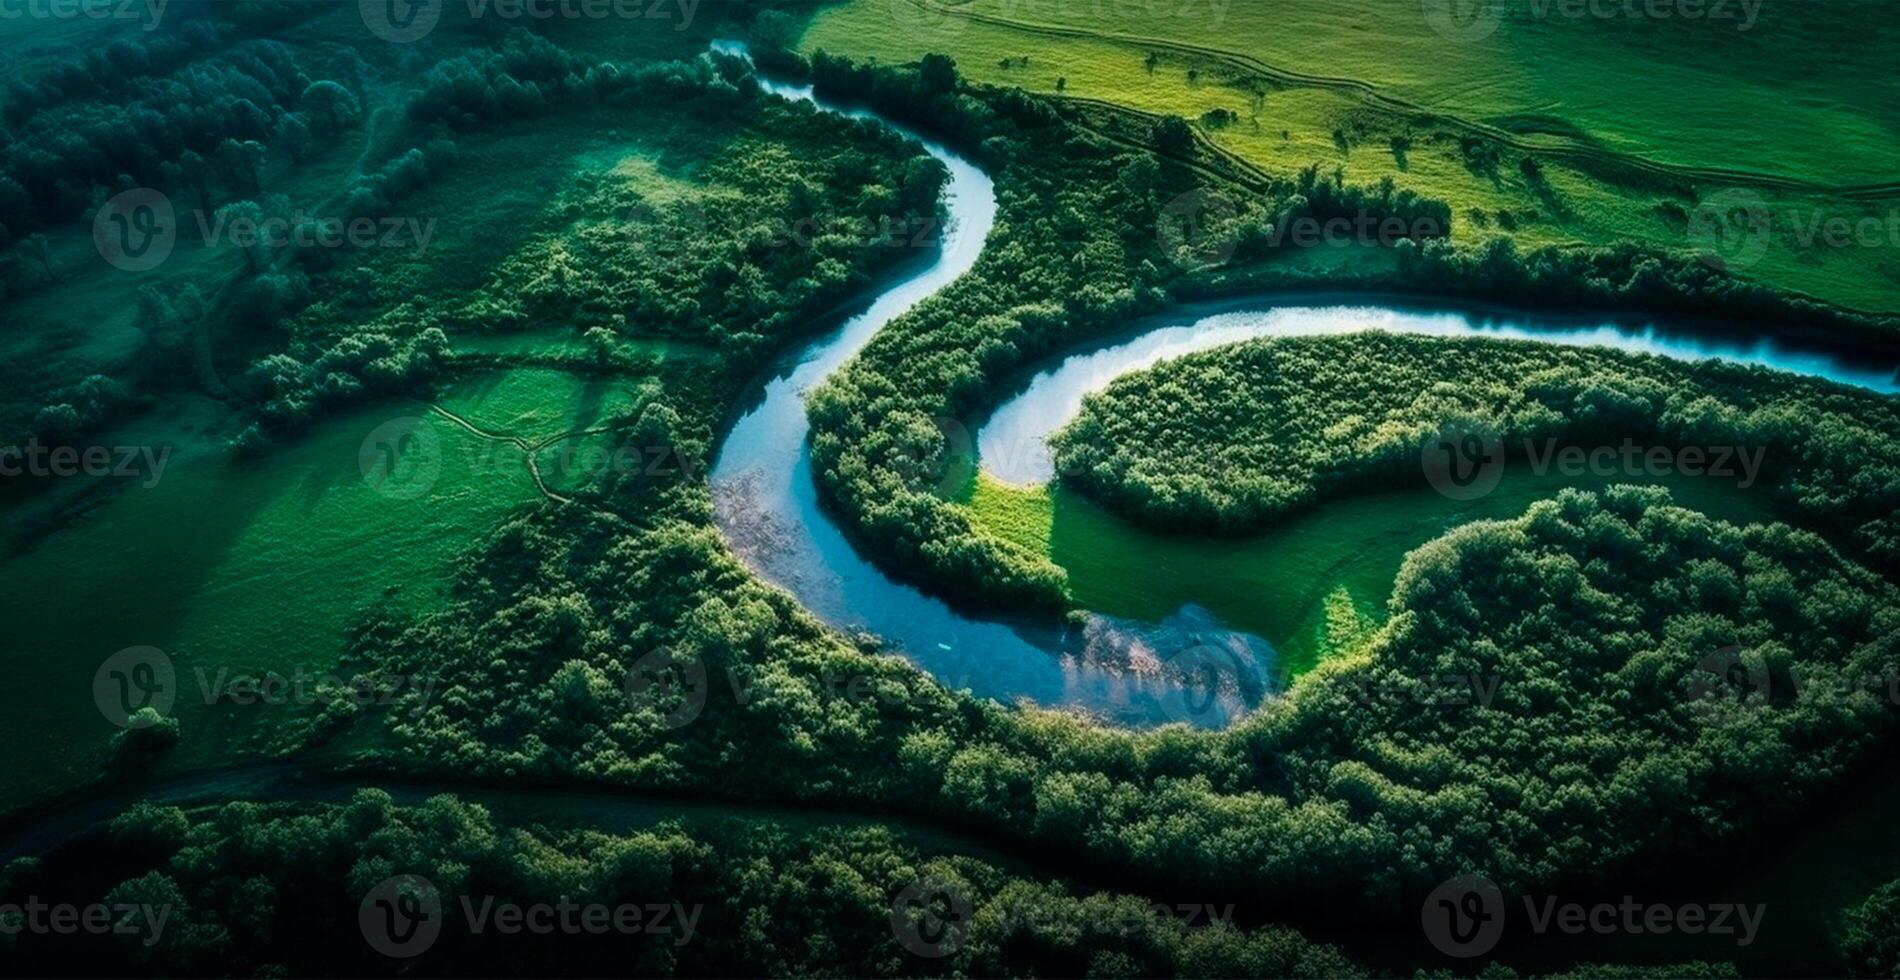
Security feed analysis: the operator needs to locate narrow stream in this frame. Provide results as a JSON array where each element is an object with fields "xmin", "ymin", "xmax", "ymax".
[{"xmin": 709, "ymin": 44, "xmax": 1898, "ymax": 730}]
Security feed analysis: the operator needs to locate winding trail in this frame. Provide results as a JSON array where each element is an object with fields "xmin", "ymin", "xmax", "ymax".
[{"xmin": 422, "ymin": 401, "xmax": 618, "ymax": 507}]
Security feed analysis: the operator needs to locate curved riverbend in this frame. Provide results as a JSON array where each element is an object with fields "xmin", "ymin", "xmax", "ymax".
[
  {"xmin": 712, "ymin": 45, "xmax": 1899, "ymax": 730},
  {"xmin": 711, "ymin": 46, "xmax": 1270, "ymax": 728},
  {"xmin": 980, "ymin": 301, "xmax": 1900, "ymax": 485}
]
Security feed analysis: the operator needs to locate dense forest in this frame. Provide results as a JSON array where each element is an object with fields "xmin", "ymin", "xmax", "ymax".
[
  {"xmin": 336, "ymin": 466, "xmax": 1900, "ymax": 922},
  {"xmin": 4, "ymin": 6, "xmax": 1898, "ymax": 977},
  {"xmin": 4, "ymin": 790, "xmax": 1772, "ymax": 978},
  {"xmin": 1050, "ymin": 332, "xmax": 1900, "ymax": 574},
  {"xmin": 0, "ymin": 791, "xmax": 1372, "ymax": 977}
]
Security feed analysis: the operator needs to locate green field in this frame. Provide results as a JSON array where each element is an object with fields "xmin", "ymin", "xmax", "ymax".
[
  {"xmin": 874, "ymin": 0, "xmax": 1900, "ymax": 182},
  {"xmin": 797, "ymin": 0, "xmax": 1900, "ymax": 312},
  {"xmin": 0, "ymin": 386, "xmax": 541, "ymax": 807},
  {"xmin": 965, "ymin": 464, "xmax": 1780, "ymax": 675}
]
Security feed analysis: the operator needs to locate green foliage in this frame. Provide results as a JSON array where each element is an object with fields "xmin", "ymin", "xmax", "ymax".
[
  {"xmin": 0, "ymin": 37, "xmax": 351, "ymax": 247},
  {"xmin": 1051, "ymin": 332, "xmax": 1900, "ymax": 573},
  {"xmin": 803, "ymin": 54, "xmax": 1454, "ymax": 612},
  {"xmin": 3, "ymin": 791, "xmax": 1369, "ymax": 978},
  {"xmin": 1842, "ymin": 878, "xmax": 1900, "ymax": 978}
]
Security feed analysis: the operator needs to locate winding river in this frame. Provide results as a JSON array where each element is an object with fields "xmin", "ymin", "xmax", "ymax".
[{"xmin": 710, "ymin": 43, "xmax": 1899, "ymax": 730}]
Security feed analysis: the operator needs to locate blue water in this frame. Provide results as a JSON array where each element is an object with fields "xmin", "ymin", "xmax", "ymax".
[{"xmin": 710, "ymin": 43, "xmax": 1898, "ymax": 729}]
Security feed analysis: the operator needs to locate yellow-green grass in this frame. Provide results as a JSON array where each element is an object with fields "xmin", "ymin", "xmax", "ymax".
[
  {"xmin": 963, "ymin": 463, "xmax": 1781, "ymax": 678},
  {"xmin": 868, "ymin": 0, "xmax": 1900, "ymax": 185},
  {"xmin": 797, "ymin": 1, "xmax": 1900, "ymax": 312}
]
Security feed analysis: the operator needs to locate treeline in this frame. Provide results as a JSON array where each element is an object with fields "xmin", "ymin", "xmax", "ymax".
[
  {"xmin": 405, "ymin": 31, "xmax": 751, "ymax": 129},
  {"xmin": 0, "ymin": 790, "xmax": 1373, "ymax": 978},
  {"xmin": 1, "ymin": 22, "xmax": 231, "ymax": 127},
  {"xmin": 1051, "ymin": 332, "xmax": 1900, "ymax": 573},
  {"xmin": 1389, "ymin": 236, "xmax": 1900, "ymax": 349},
  {"xmin": 0, "ymin": 0, "xmax": 322, "ymax": 129},
  {"xmin": 0, "ymin": 39, "xmax": 356, "ymax": 251}
]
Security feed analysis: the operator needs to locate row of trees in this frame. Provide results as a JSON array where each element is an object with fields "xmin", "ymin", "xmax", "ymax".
[
  {"xmin": 1385, "ymin": 236, "xmax": 1900, "ymax": 346},
  {"xmin": 405, "ymin": 32, "xmax": 757, "ymax": 130},
  {"xmin": 0, "ymin": 39, "xmax": 361, "ymax": 249},
  {"xmin": 2, "ymin": 790, "xmax": 1384, "ymax": 977}
]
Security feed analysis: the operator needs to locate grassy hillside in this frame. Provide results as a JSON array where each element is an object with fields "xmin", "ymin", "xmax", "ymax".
[{"xmin": 797, "ymin": 0, "xmax": 1900, "ymax": 312}]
